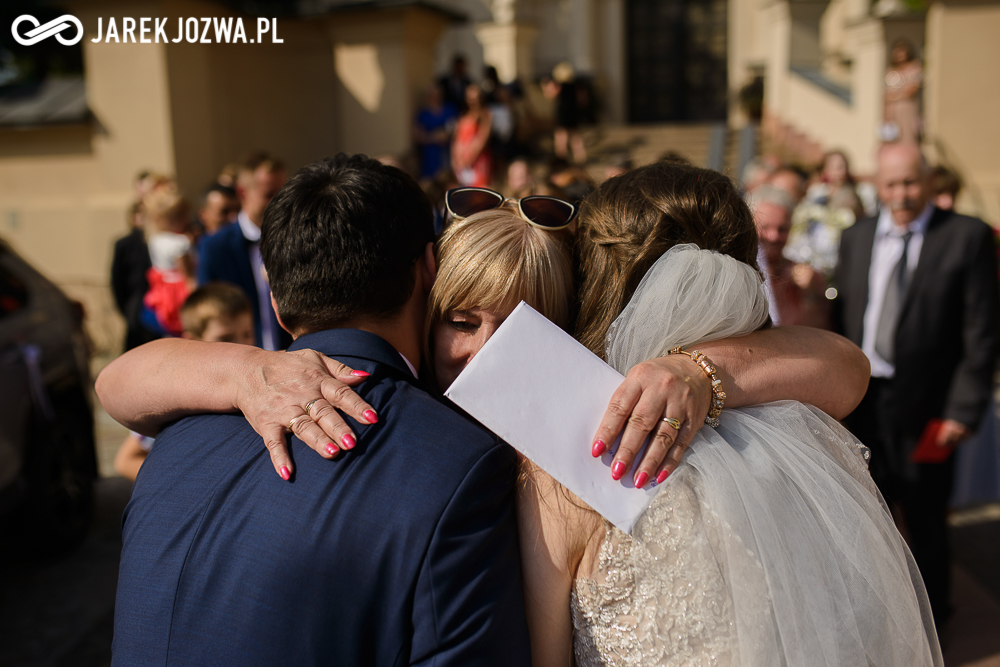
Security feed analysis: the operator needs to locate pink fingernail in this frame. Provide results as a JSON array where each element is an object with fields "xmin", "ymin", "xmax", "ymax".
[
  {"xmin": 363, "ymin": 409, "xmax": 378, "ymax": 424},
  {"xmin": 611, "ymin": 461, "xmax": 626, "ymax": 480},
  {"xmin": 592, "ymin": 440, "xmax": 606, "ymax": 457},
  {"xmin": 325, "ymin": 443, "xmax": 339, "ymax": 456},
  {"xmin": 279, "ymin": 465, "xmax": 290, "ymax": 481},
  {"xmin": 634, "ymin": 471, "xmax": 649, "ymax": 488},
  {"xmin": 341, "ymin": 433, "xmax": 356, "ymax": 449},
  {"xmin": 351, "ymin": 370, "xmax": 370, "ymax": 377},
  {"xmin": 656, "ymin": 470, "xmax": 669, "ymax": 485}
]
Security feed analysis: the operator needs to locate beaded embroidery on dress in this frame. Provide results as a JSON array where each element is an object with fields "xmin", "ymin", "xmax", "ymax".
[{"xmin": 569, "ymin": 245, "xmax": 942, "ymax": 667}]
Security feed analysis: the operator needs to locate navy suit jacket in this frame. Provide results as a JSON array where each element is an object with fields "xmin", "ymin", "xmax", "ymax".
[
  {"xmin": 113, "ymin": 328, "xmax": 531, "ymax": 666},
  {"xmin": 197, "ymin": 221, "xmax": 292, "ymax": 349}
]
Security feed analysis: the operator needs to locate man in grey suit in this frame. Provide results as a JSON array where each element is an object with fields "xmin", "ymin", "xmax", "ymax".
[{"xmin": 834, "ymin": 142, "xmax": 998, "ymax": 630}]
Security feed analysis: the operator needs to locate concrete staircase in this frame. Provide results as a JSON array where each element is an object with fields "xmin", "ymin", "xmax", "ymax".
[{"xmin": 584, "ymin": 123, "xmax": 757, "ymax": 181}]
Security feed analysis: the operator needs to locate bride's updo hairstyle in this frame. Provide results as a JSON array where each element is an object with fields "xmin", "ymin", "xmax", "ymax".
[
  {"xmin": 426, "ymin": 203, "xmax": 574, "ymax": 357},
  {"xmin": 575, "ymin": 160, "xmax": 760, "ymax": 358}
]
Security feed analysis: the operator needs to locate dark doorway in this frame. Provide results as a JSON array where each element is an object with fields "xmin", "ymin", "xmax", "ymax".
[{"xmin": 627, "ymin": 0, "xmax": 729, "ymax": 123}]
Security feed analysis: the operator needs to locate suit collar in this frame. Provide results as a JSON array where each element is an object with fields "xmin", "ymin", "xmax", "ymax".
[
  {"xmin": 875, "ymin": 201, "xmax": 935, "ymax": 239},
  {"xmin": 237, "ymin": 210, "xmax": 261, "ymax": 242},
  {"xmin": 902, "ymin": 207, "xmax": 951, "ymax": 313},
  {"xmin": 288, "ymin": 328, "xmax": 416, "ymax": 380}
]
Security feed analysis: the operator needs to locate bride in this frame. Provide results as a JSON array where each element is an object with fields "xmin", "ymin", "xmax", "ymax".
[
  {"xmin": 98, "ymin": 159, "xmax": 940, "ymax": 665},
  {"xmin": 519, "ymin": 162, "xmax": 940, "ymax": 665}
]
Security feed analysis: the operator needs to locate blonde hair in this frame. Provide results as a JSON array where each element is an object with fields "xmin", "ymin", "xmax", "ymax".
[
  {"xmin": 426, "ymin": 205, "xmax": 574, "ymax": 364},
  {"xmin": 143, "ymin": 184, "xmax": 190, "ymax": 234},
  {"xmin": 180, "ymin": 282, "xmax": 252, "ymax": 338}
]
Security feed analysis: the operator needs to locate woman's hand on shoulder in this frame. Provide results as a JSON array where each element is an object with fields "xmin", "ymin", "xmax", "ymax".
[
  {"xmin": 591, "ymin": 355, "xmax": 711, "ymax": 489},
  {"xmin": 237, "ymin": 348, "xmax": 379, "ymax": 480}
]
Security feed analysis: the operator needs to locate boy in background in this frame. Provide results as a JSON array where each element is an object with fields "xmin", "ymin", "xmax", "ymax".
[{"xmin": 114, "ymin": 283, "xmax": 254, "ymax": 480}]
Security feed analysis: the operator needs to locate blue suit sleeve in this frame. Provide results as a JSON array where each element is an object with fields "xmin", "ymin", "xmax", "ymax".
[
  {"xmin": 197, "ymin": 236, "xmax": 217, "ymax": 285},
  {"xmin": 410, "ymin": 443, "xmax": 532, "ymax": 666}
]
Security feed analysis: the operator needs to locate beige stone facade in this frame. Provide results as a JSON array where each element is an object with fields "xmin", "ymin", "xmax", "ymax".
[{"xmin": 1, "ymin": 0, "xmax": 996, "ymax": 359}]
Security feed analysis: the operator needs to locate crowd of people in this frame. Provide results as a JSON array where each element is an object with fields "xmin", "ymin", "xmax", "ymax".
[{"xmin": 97, "ymin": 48, "xmax": 998, "ymax": 665}]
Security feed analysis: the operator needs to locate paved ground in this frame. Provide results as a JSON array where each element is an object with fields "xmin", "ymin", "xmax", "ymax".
[{"xmin": 1, "ymin": 400, "xmax": 997, "ymax": 666}]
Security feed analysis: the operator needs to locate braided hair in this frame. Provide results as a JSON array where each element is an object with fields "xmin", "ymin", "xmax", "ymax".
[{"xmin": 574, "ymin": 160, "xmax": 761, "ymax": 358}]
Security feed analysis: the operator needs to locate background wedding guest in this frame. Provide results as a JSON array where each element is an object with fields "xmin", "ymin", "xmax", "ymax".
[
  {"xmin": 768, "ymin": 165, "xmax": 808, "ymax": 205},
  {"xmin": 752, "ymin": 184, "xmax": 830, "ymax": 328},
  {"xmin": 198, "ymin": 151, "xmax": 290, "ymax": 350},
  {"xmin": 504, "ymin": 157, "xmax": 534, "ymax": 198},
  {"xmin": 883, "ymin": 39, "xmax": 923, "ymax": 144},
  {"xmin": 413, "ymin": 82, "xmax": 457, "ymax": 181},
  {"xmin": 111, "ymin": 201, "xmax": 155, "ymax": 351},
  {"xmin": 438, "ymin": 54, "xmax": 471, "ymax": 110},
  {"xmin": 930, "ymin": 164, "xmax": 962, "ymax": 211},
  {"xmin": 833, "ymin": 142, "xmax": 999, "ymax": 630},
  {"xmin": 196, "ymin": 183, "xmax": 240, "ymax": 236},
  {"xmin": 786, "ymin": 151, "xmax": 864, "ymax": 278},
  {"xmin": 140, "ymin": 185, "xmax": 196, "ymax": 339},
  {"xmin": 451, "ymin": 84, "xmax": 493, "ymax": 187},
  {"xmin": 805, "ymin": 150, "xmax": 864, "ymax": 216},
  {"xmin": 551, "ymin": 61, "xmax": 587, "ymax": 164}
]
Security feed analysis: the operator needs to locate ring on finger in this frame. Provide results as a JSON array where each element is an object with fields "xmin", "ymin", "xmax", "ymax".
[
  {"xmin": 304, "ymin": 399, "xmax": 319, "ymax": 415},
  {"xmin": 287, "ymin": 415, "xmax": 307, "ymax": 432},
  {"xmin": 662, "ymin": 417, "xmax": 682, "ymax": 431}
]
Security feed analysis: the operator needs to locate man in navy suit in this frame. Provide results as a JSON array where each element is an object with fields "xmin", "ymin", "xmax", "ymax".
[
  {"xmin": 198, "ymin": 152, "xmax": 291, "ymax": 349},
  {"xmin": 113, "ymin": 154, "xmax": 531, "ymax": 665}
]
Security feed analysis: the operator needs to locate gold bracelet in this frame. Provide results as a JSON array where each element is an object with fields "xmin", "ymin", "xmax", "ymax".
[{"xmin": 668, "ymin": 347, "xmax": 725, "ymax": 428}]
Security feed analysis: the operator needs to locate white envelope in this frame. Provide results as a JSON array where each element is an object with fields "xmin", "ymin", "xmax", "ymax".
[{"xmin": 445, "ymin": 301, "xmax": 662, "ymax": 534}]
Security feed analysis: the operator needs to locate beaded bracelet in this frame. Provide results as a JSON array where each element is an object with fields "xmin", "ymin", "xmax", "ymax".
[{"xmin": 668, "ymin": 347, "xmax": 725, "ymax": 428}]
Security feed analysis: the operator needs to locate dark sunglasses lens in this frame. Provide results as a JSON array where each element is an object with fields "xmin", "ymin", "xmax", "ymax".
[
  {"xmin": 448, "ymin": 189, "xmax": 503, "ymax": 217},
  {"xmin": 521, "ymin": 197, "xmax": 575, "ymax": 228}
]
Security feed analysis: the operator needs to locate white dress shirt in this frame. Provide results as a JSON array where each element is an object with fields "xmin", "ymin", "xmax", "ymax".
[
  {"xmin": 237, "ymin": 211, "xmax": 280, "ymax": 351},
  {"xmin": 862, "ymin": 202, "xmax": 935, "ymax": 378},
  {"xmin": 399, "ymin": 353, "xmax": 418, "ymax": 378}
]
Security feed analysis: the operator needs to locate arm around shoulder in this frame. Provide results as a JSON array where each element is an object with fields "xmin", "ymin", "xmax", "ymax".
[
  {"xmin": 96, "ymin": 338, "xmax": 266, "ymax": 435},
  {"xmin": 700, "ymin": 325, "xmax": 870, "ymax": 420}
]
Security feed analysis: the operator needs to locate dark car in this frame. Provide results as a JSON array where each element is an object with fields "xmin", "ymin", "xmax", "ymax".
[{"xmin": 0, "ymin": 238, "xmax": 97, "ymax": 553}]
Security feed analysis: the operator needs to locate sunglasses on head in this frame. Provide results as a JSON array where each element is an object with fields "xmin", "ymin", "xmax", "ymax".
[{"xmin": 445, "ymin": 187, "xmax": 578, "ymax": 230}]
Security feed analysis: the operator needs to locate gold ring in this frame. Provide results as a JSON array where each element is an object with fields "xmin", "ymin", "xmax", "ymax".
[
  {"xmin": 287, "ymin": 415, "xmax": 306, "ymax": 432},
  {"xmin": 304, "ymin": 399, "xmax": 319, "ymax": 414},
  {"xmin": 662, "ymin": 417, "xmax": 682, "ymax": 430}
]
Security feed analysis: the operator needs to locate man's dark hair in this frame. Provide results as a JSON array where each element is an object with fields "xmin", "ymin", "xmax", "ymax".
[
  {"xmin": 260, "ymin": 153, "xmax": 435, "ymax": 334},
  {"xmin": 201, "ymin": 183, "xmax": 237, "ymax": 207}
]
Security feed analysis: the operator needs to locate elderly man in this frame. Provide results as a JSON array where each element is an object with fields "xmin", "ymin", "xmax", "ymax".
[
  {"xmin": 833, "ymin": 143, "xmax": 998, "ymax": 629},
  {"xmin": 753, "ymin": 184, "xmax": 830, "ymax": 328}
]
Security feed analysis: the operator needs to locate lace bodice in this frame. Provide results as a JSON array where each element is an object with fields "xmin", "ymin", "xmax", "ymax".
[{"xmin": 570, "ymin": 467, "xmax": 739, "ymax": 666}]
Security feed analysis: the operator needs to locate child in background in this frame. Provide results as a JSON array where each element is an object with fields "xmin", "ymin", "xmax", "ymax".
[
  {"xmin": 141, "ymin": 185, "xmax": 196, "ymax": 337},
  {"xmin": 114, "ymin": 283, "xmax": 254, "ymax": 480}
]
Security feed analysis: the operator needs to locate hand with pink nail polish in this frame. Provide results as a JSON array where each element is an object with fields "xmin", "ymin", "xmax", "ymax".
[{"xmin": 228, "ymin": 348, "xmax": 378, "ymax": 479}]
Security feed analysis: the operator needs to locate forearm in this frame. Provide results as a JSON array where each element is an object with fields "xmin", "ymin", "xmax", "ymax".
[
  {"xmin": 96, "ymin": 338, "xmax": 265, "ymax": 435},
  {"xmin": 699, "ymin": 326, "xmax": 870, "ymax": 419}
]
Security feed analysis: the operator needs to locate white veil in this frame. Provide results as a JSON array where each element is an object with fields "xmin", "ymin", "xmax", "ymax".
[{"xmin": 600, "ymin": 244, "xmax": 942, "ymax": 666}]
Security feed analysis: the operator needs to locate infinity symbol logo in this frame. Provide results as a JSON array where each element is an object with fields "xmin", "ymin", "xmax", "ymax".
[{"xmin": 11, "ymin": 14, "xmax": 84, "ymax": 46}]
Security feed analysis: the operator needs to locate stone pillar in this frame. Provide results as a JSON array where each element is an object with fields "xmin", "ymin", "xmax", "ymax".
[
  {"xmin": 327, "ymin": 7, "xmax": 451, "ymax": 156},
  {"xmin": 474, "ymin": 22, "xmax": 539, "ymax": 84},
  {"xmin": 568, "ymin": 0, "xmax": 595, "ymax": 74}
]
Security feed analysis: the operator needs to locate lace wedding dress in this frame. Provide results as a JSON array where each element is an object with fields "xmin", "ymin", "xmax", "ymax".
[{"xmin": 570, "ymin": 245, "xmax": 942, "ymax": 666}]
